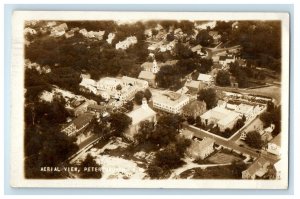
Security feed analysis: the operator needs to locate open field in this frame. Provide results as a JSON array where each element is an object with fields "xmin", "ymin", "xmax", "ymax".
[
  {"xmin": 245, "ymin": 85, "xmax": 281, "ymax": 104},
  {"xmin": 208, "ymin": 151, "xmax": 243, "ymax": 164}
]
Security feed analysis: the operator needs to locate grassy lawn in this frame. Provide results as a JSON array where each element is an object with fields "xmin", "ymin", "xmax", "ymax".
[
  {"xmin": 208, "ymin": 151, "xmax": 244, "ymax": 164},
  {"xmin": 246, "ymin": 85, "xmax": 281, "ymax": 104}
]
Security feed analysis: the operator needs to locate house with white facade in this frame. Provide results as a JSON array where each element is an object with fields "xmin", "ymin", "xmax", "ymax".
[
  {"xmin": 122, "ymin": 76, "xmax": 149, "ymax": 90},
  {"xmin": 186, "ymin": 137, "xmax": 215, "ymax": 160},
  {"xmin": 97, "ymin": 77, "xmax": 123, "ymax": 92},
  {"xmin": 125, "ymin": 98, "xmax": 157, "ymax": 140},
  {"xmin": 153, "ymin": 91, "xmax": 189, "ymax": 114},
  {"xmin": 219, "ymin": 54, "xmax": 236, "ymax": 67}
]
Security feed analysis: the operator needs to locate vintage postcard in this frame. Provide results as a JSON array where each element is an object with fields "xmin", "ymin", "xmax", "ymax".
[{"xmin": 10, "ymin": 11, "xmax": 289, "ymax": 188}]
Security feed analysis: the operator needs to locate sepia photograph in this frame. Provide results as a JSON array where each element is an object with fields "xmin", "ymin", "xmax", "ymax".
[{"xmin": 10, "ymin": 11, "xmax": 290, "ymax": 188}]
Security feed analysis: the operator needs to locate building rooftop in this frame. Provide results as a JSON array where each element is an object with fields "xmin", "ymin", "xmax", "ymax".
[
  {"xmin": 141, "ymin": 62, "xmax": 154, "ymax": 71},
  {"xmin": 245, "ymin": 157, "xmax": 270, "ymax": 177},
  {"xmin": 190, "ymin": 137, "xmax": 214, "ymax": 151},
  {"xmin": 197, "ymin": 73, "xmax": 213, "ymax": 82},
  {"xmin": 185, "ymin": 80, "xmax": 201, "ymax": 89},
  {"xmin": 68, "ymin": 113, "xmax": 94, "ymax": 131},
  {"xmin": 122, "ymin": 76, "xmax": 148, "ymax": 85},
  {"xmin": 176, "ymin": 86, "xmax": 189, "ymax": 95},
  {"xmin": 191, "ymin": 45, "xmax": 203, "ymax": 52},
  {"xmin": 88, "ymin": 104, "xmax": 105, "ymax": 112},
  {"xmin": 236, "ymin": 103, "xmax": 254, "ymax": 114},
  {"xmin": 201, "ymin": 106, "xmax": 233, "ymax": 121},
  {"xmin": 153, "ymin": 91, "xmax": 189, "ymax": 106},
  {"xmin": 138, "ymin": 71, "xmax": 156, "ymax": 80},
  {"xmin": 127, "ymin": 103, "xmax": 156, "ymax": 126},
  {"xmin": 217, "ymin": 111, "xmax": 240, "ymax": 126},
  {"xmin": 98, "ymin": 77, "xmax": 122, "ymax": 87}
]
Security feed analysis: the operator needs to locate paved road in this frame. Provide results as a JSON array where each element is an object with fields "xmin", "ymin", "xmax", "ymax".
[{"xmin": 183, "ymin": 124, "xmax": 279, "ymax": 164}]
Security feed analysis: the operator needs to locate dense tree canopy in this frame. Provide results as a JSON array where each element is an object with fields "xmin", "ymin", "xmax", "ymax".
[
  {"xmin": 109, "ymin": 112, "xmax": 132, "ymax": 137},
  {"xmin": 80, "ymin": 154, "xmax": 102, "ymax": 179},
  {"xmin": 245, "ymin": 131, "xmax": 263, "ymax": 149},
  {"xmin": 197, "ymin": 88, "xmax": 218, "ymax": 109},
  {"xmin": 216, "ymin": 70, "xmax": 231, "ymax": 86}
]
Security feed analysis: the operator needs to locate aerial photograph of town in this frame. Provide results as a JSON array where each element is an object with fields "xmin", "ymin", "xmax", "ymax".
[{"xmin": 23, "ymin": 19, "xmax": 282, "ymax": 181}]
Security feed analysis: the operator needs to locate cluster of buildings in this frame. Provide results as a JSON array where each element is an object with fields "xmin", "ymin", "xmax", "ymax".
[
  {"xmin": 79, "ymin": 75, "xmax": 149, "ymax": 107},
  {"xmin": 115, "ymin": 36, "xmax": 137, "ymax": 50},
  {"xmin": 25, "ymin": 59, "xmax": 51, "ymax": 74},
  {"xmin": 78, "ymin": 29, "xmax": 105, "ymax": 40},
  {"xmin": 138, "ymin": 59, "xmax": 178, "ymax": 88},
  {"xmin": 200, "ymin": 100, "xmax": 262, "ymax": 132}
]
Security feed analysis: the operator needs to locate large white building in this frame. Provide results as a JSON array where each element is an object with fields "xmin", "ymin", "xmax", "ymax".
[
  {"xmin": 97, "ymin": 77, "xmax": 123, "ymax": 92},
  {"xmin": 200, "ymin": 106, "xmax": 240, "ymax": 131},
  {"xmin": 121, "ymin": 76, "xmax": 149, "ymax": 90},
  {"xmin": 153, "ymin": 91, "xmax": 189, "ymax": 114},
  {"xmin": 125, "ymin": 99, "xmax": 157, "ymax": 140}
]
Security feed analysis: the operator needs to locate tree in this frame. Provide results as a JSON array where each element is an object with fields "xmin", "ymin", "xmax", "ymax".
[
  {"xmin": 109, "ymin": 112, "xmax": 132, "ymax": 136},
  {"xmin": 80, "ymin": 154, "xmax": 102, "ymax": 179},
  {"xmin": 144, "ymin": 89, "xmax": 152, "ymax": 101},
  {"xmin": 174, "ymin": 42, "xmax": 193, "ymax": 59},
  {"xmin": 116, "ymin": 84, "xmax": 122, "ymax": 91},
  {"xmin": 260, "ymin": 112, "xmax": 273, "ymax": 128},
  {"xmin": 146, "ymin": 165, "xmax": 164, "ymax": 179},
  {"xmin": 134, "ymin": 91, "xmax": 145, "ymax": 105},
  {"xmin": 123, "ymin": 101, "xmax": 134, "ymax": 112},
  {"xmin": 197, "ymin": 88, "xmax": 218, "ymax": 109},
  {"xmin": 187, "ymin": 116, "xmax": 196, "ymax": 125},
  {"xmin": 134, "ymin": 120, "xmax": 155, "ymax": 144},
  {"xmin": 153, "ymin": 144, "xmax": 185, "ymax": 171},
  {"xmin": 196, "ymin": 30, "xmax": 213, "ymax": 47},
  {"xmin": 156, "ymin": 65, "xmax": 182, "ymax": 89},
  {"xmin": 230, "ymin": 160, "xmax": 247, "ymax": 178},
  {"xmin": 245, "ymin": 131, "xmax": 263, "ymax": 149},
  {"xmin": 236, "ymin": 69, "xmax": 248, "ymax": 88},
  {"xmin": 216, "ymin": 70, "xmax": 231, "ymax": 86},
  {"xmin": 234, "ymin": 118, "xmax": 245, "ymax": 130},
  {"xmin": 198, "ymin": 58, "xmax": 213, "ymax": 74},
  {"xmin": 166, "ymin": 32, "xmax": 175, "ymax": 41}
]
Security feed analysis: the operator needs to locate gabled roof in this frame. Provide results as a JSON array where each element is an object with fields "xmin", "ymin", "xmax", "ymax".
[
  {"xmin": 138, "ymin": 71, "xmax": 155, "ymax": 80},
  {"xmin": 191, "ymin": 45, "xmax": 202, "ymax": 52},
  {"xmin": 185, "ymin": 80, "xmax": 201, "ymax": 89},
  {"xmin": 127, "ymin": 104, "xmax": 156, "ymax": 126},
  {"xmin": 197, "ymin": 73, "xmax": 213, "ymax": 82},
  {"xmin": 244, "ymin": 157, "xmax": 270, "ymax": 177},
  {"xmin": 66, "ymin": 113, "xmax": 94, "ymax": 131}
]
